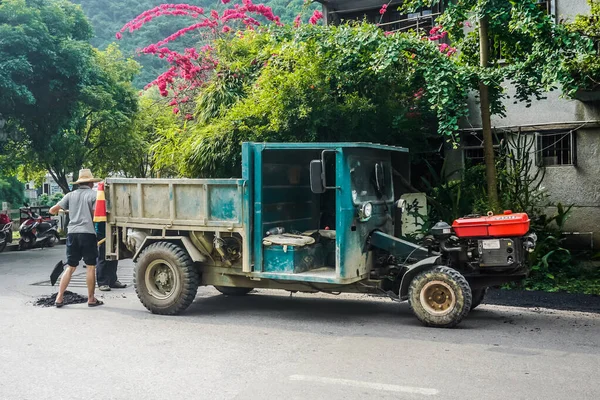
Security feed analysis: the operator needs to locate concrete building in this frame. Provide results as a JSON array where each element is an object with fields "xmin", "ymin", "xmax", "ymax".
[{"xmin": 318, "ymin": 0, "xmax": 599, "ymax": 249}]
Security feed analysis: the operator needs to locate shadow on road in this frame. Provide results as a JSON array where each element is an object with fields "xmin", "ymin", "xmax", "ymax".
[{"xmin": 100, "ymin": 288, "xmax": 599, "ymax": 355}]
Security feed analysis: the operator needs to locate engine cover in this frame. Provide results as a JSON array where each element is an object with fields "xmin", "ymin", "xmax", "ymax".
[
  {"xmin": 478, "ymin": 238, "xmax": 520, "ymax": 267},
  {"xmin": 453, "ymin": 211, "xmax": 530, "ymax": 238}
]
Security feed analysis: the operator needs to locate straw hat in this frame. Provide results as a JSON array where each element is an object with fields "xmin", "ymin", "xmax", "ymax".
[{"xmin": 72, "ymin": 169, "xmax": 102, "ymax": 184}]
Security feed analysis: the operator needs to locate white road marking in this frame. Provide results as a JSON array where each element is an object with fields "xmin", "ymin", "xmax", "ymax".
[{"xmin": 289, "ymin": 375, "xmax": 439, "ymax": 396}]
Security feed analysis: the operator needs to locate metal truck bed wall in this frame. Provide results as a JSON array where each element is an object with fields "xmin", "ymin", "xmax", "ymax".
[
  {"xmin": 106, "ymin": 178, "xmax": 246, "ymax": 229},
  {"xmin": 105, "ymin": 177, "xmax": 252, "ymax": 271}
]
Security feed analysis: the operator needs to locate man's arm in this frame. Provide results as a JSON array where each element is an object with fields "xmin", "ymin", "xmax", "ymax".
[
  {"xmin": 50, "ymin": 193, "xmax": 69, "ymax": 215},
  {"xmin": 49, "ymin": 204, "xmax": 62, "ymax": 215}
]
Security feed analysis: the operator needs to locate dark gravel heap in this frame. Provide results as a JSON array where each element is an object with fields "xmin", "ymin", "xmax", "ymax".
[
  {"xmin": 34, "ymin": 291, "xmax": 88, "ymax": 307},
  {"xmin": 484, "ymin": 288, "xmax": 600, "ymax": 314}
]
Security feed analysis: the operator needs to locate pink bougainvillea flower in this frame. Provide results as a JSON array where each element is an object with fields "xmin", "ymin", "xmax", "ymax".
[
  {"xmin": 172, "ymin": 107, "xmax": 180, "ymax": 114},
  {"xmin": 439, "ymin": 43, "xmax": 449, "ymax": 52},
  {"xmin": 384, "ymin": 31, "xmax": 394, "ymax": 36},
  {"xmin": 429, "ymin": 25, "xmax": 442, "ymax": 35},
  {"xmin": 379, "ymin": 4, "xmax": 388, "ymax": 15},
  {"xmin": 222, "ymin": 25, "xmax": 232, "ymax": 33},
  {"xmin": 308, "ymin": 10, "xmax": 323, "ymax": 25},
  {"xmin": 222, "ymin": 0, "xmax": 231, "ymax": 3},
  {"xmin": 293, "ymin": 14, "xmax": 302, "ymax": 28},
  {"xmin": 464, "ymin": 20, "xmax": 472, "ymax": 28},
  {"xmin": 185, "ymin": 113, "xmax": 193, "ymax": 120},
  {"xmin": 115, "ymin": 32, "xmax": 122, "ymax": 39}
]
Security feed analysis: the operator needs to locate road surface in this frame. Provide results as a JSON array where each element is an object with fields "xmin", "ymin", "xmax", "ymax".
[{"xmin": 0, "ymin": 246, "xmax": 599, "ymax": 400}]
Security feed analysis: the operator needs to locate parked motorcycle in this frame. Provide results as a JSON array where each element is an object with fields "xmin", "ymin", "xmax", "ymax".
[
  {"xmin": 18, "ymin": 206, "xmax": 59, "ymax": 250},
  {"xmin": 0, "ymin": 213, "xmax": 12, "ymax": 253}
]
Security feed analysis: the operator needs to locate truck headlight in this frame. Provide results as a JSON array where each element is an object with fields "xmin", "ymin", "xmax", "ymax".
[{"xmin": 359, "ymin": 202, "xmax": 373, "ymax": 221}]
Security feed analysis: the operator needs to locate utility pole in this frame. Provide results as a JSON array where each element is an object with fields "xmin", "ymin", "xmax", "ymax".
[{"xmin": 478, "ymin": 16, "xmax": 499, "ymax": 210}]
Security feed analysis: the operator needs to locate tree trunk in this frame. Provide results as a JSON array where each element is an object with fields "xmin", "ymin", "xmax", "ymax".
[{"xmin": 478, "ymin": 16, "xmax": 499, "ymax": 211}]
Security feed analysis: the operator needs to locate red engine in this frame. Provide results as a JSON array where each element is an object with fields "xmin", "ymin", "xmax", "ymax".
[{"xmin": 452, "ymin": 211, "xmax": 530, "ymax": 238}]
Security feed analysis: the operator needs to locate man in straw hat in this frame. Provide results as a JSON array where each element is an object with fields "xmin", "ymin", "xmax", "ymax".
[{"xmin": 49, "ymin": 169, "xmax": 104, "ymax": 308}]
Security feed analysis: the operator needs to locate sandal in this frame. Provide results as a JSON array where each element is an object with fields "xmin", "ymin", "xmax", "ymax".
[
  {"xmin": 88, "ymin": 299, "xmax": 104, "ymax": 307},
  {"xmin": 55, "ymin": 301, "xmax": 64, "ymax": 308}
]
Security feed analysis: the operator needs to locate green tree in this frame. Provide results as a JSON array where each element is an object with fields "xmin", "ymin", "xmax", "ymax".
[
  {"xmin": 0, "ymin": 0, "xmax": 95, "ymax": 139},
  {"xmin": 174, "ymin": 24, "xmax": 469, "ymax": 177},
  {"xmin": 401, "ymin": 0, "xmax": 593, "ymax": 210},
  {"xmin": 0, "ymin": 0, "xmax": 95, "ymax": 191},
  {"xmin": 5, "ymin": 42, "xmax": 140, "ymax": 193},
  {"xmin": 0, "ymin": 175, "xmax": 24, "ymax": 207},
  {"xmin": 122, "ymin": 89, "xmax": 182, "ymax": 178}
]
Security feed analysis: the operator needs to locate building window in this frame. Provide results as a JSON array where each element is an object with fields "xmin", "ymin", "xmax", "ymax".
[
  {"xmin": 536, "ymin": 131, "xmax": 577, "ymax": 166},
  {"xmin": 462, "ymin": 132, "xmax": 500, "ymax": 166},
  {"xmin": 535, "ymin": 0, "xmax": 555, "ymax": 16}
]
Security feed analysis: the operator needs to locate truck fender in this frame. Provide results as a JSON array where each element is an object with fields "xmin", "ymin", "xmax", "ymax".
[
  {"xmin": 398, "ymin": 255, "xmax": 441, "ymax": 300},
  {"xmin": 133, "ymin": 236, "xmax": 206, "ymax": 263}
]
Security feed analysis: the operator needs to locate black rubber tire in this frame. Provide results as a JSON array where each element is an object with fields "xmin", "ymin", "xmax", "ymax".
[
  {"xmin": 134, "ymin": 242, "xmax": 200, "ymax": 315},
  {"xmin": 18, "ymin": 238, "xmax": 30, "ymax": 251},
  {"xmin": 47, "ymin": 233, "xmax": 59, "ymax": 248},
  {"xmin": 0, "ymin": 236, "xmax": 6, "ymax": 253},
  {"xmin": 470, "ymin": 287, "xmax": 488, "ymax": 310},
  {"xmin": 214, "ymin": 286, "xmax": 252, "ymax": 296},
  {"xmin": 408, "ymin": 266, "xmax": 472, "ymax": 328}
]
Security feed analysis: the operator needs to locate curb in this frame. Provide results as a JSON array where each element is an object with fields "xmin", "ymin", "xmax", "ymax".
[{"xmin": 6, "ymin": 237, "xmax": 66, "ymax": 252}]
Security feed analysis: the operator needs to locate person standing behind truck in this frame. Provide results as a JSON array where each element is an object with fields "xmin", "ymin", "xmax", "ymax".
[
  {"xmin": 95, "ymin": 220, "xmax": 127, "ymax": 291},
  {"xmin": 49, "ymin": 169, "xmax": 104, "ymax": 308}
]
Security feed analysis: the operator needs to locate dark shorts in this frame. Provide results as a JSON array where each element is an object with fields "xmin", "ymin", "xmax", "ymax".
[{"xmin": 66, "ymin": 233, "xmax": 98, "ymax": 267}]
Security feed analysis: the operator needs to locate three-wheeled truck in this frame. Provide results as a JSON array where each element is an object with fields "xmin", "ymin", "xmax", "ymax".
[{"xmin": 105, "ymin": 142, "xmax": 536, "ymax": 328}]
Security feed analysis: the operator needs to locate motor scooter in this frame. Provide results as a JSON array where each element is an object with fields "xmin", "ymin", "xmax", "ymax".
[
  {"xmin": 0, "ymin": 213, "xmax": 12, "ymax": 253},
  {"xmin": 19, "ymin": 206, "xmax": 59, "ymax": 250}
]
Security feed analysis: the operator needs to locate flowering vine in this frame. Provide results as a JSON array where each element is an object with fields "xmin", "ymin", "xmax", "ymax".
[{"xmin": 117, "ymin": 0, "xmax": 291, "ymax": 114}]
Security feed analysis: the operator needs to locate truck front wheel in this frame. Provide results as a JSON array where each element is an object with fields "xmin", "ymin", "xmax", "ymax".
[
  {"xmin": 408, "ymin": 266, "xmax": 472, "ymax": 328},
  {"xmin": 134, "ymin": 242, "xmax": 200, "ymax": 315}
]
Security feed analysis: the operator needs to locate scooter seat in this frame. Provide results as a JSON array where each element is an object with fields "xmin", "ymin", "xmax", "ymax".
[{"xmin": 38, "ymin": 222, "xmax": 52, "ymax": 231}]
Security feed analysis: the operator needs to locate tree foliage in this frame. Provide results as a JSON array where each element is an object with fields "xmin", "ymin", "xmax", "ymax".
[
  {"xmin": 0, "ymin": 0, "xmax": 141, "ymax": 193},
  {"xmin": 129, "ymin": 21, "xmax": 469, "ymax": 177},
  {"xmin": 0, "ymin": 174, "xmax": 25, "ymax": 207},
  {"xmin": 565, "ymin": 0, "xmax": 600, "ymax": 91},
  {"xmin": 0, "ymin": 0, "xmax": 94, "ymax": 142},
  {"xmin": 8, "ymin": 44, "xmax": 140, "ymax": 193},
  {"xmin": 71, "ymin": 0, "xmax": 317, "ymax": 87}
]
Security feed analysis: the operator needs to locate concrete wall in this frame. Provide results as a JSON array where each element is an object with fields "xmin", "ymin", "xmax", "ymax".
[
  {"xmin": 524, "ymin": 130, "xmax": 600, "ymax": 249},
  {"xmin": 556, "ymin": 0, "xmax": 591, "ymax": 21},
  {"xmin": 464, "ymin": 88, "xmax": 600, "ymax": 128}
]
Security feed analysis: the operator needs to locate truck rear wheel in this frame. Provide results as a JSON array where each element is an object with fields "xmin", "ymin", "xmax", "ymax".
[
  {"xmin": 408, "ymin": 266, "xmax": 472, "ymax": 328},
  {"xmin": 470, "ymin": 287, "xmax": 488, "ymax": 310},
  {"xmin": 134, "ymin": 242, "xmax": 200, "ymax": 315},
  {"xmin": 214, "ymin": 286, "xmax": 253, "ymax": 296}
]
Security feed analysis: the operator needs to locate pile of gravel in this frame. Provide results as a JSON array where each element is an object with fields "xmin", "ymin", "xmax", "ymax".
[{"xmin": 34, "ymin": 291, "xmax": 88, "ymax": 307}]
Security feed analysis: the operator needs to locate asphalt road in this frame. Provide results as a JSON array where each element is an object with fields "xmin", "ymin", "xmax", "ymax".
[{"xmin": 1, "ymin": 246, "xmax": 599, "ymax": 400}]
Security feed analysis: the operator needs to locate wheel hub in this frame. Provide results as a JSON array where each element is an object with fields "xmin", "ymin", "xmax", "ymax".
[
  {"xmin": 145, "ymin": 260, "xmax": 179, "ymax": 300},
  {"xmin": 420, "ymin": 280, "xmax": 456, "ymax": 316}
]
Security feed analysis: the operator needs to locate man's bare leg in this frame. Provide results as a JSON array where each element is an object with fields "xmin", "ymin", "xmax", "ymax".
[
  {"xmin": 56, "ymin": 266, "xmax": 77, "ymax": 303},
  {"xmin": 86, "ymin": 265, "xmax": 97, "ymax": 303}
]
